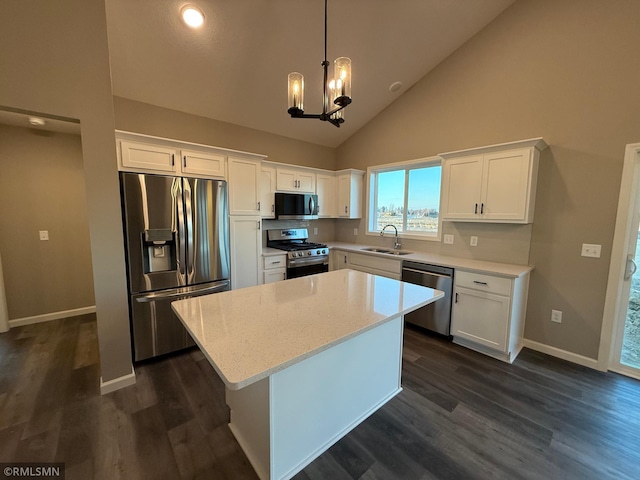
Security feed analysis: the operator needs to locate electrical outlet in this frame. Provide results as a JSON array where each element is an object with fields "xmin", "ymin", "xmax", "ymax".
[
  {"xmin": 353, "ymin": 228, "xmax": 358, "ymax": 236},
  {"xmin": 313, "ymin": 227, "xmax": 318, "ymax": 235},
  {"xmin": 581, "ymin": 244, "xmax": 601, "ymax": 258},
  {"xmin": 470, "ymin": 236, "xmax": 478, "ymax": 247},
  {"xmin": 39, "ymin": 230, "xmax": 49, "ymax": 241},
  {"xmin": 551, "ymin": 309, "xmax": 562, "ymax": 323},
  {"xmin": 443, "ymin": 234, "xmax": 454, "ymax": 245}
]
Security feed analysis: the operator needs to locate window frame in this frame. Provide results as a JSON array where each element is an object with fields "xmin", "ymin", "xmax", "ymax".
[{"xmin": 365, "ymin": 155, "xmax": 442, "ymax": 242}]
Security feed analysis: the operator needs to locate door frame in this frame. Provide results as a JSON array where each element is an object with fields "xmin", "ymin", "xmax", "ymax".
[{"xmin": 600, "ymin": 142, "xmax": 640, "ymax": 377}]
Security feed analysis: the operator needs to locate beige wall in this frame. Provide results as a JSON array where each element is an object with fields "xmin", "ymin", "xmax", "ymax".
[
  {"xmin": 336, "ymin": 0, "xmax": 640, "ymax": 359},
  {"xmin": 0, "ymin": 0, "xmax": 132, "ymax": 383},
  {"xmin": 113, "ymin": 97, "xmax": 336, "ymax": 170},
  {"xmin": 0, "ymin": 125, "xmax": 95, "ymax": 319}
]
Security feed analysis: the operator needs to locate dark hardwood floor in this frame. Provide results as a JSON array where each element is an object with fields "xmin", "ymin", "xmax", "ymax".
[{"xmin": 1, "ymin": 314, "xmax": 639, "ymax": 479}]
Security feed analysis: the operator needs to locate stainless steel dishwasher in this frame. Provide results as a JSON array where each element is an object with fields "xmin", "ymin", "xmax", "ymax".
[{"xmin": 401, "ymin": 261, "xmax": 454, "ymax": 336}]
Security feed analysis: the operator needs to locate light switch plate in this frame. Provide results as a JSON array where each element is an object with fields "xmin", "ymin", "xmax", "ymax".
[
  {"xmin": 470, "ymin": 236, "xmax": 478, "ymax": 247},
  {"xmin": 313, "ymin": 227, "xmax": 318, "ymax": 235},
  {"xmin": 39, "ymin": 230, "xmax": 49, "ymax": 241},
  {"xmin": 581, "ymin": 243, "xmax": 601, "ymax": 258},
  {"xmin": 353, "ymin": 228, "xmax": 358, "ymax": 236},
  {"xmin": 443, "ymin": 234, "xmax": 454, "ymax": 245}
]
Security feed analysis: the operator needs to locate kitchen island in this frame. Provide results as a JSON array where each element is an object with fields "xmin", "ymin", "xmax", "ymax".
[{"xmin": 172, "ymin": 269, "xmax": 443, "ymax": 480}]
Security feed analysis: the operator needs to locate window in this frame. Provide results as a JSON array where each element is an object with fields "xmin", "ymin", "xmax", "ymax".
[{"xmin": 366, "ymin": 157, "xmax": 442, "ymax": 240}]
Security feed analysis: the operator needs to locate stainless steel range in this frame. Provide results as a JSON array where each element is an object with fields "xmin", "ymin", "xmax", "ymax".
[{"xmin": 266, "ymin": 228, "xmax": 329, "ymax": 278}]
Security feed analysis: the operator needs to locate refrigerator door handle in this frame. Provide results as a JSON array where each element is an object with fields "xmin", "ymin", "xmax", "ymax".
[
  {"xmin": 184, "ymin": 178, "xmax": 196, "ymax": 283},
  {"xmin": 176, "ymin": 178, "xmax": 187, "ymax": 284},
  {"xmin": 134, "ymin": 281, "xmax": 230, "ymax": 303}
]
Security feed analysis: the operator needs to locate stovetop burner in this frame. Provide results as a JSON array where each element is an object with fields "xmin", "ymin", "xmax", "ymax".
[
  {"xmin": 266, "ymin": 228, "xmax": 329, "ymax": 259},
  {"xmin": 273, "ymin": 241, "xmax": 327, "ymax": 252}
]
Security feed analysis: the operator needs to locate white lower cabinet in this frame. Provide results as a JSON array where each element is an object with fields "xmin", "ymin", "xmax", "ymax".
[
  {"xmin": 451, "ymin": 270, "xmax": 529, "ymax": 363},
  {"xmin": 262, "ymin": 254, "xmax": 287, "ymax": 284},
  {"xmin": 230, "ymin": 216, "xmax": 262, "ymax": 289}
]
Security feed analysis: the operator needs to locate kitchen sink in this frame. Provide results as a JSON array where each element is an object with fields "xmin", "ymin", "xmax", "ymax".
[
  {"xmin": 362, "ymin": 247, "xmax": 391, "ymax": 253},
  {"xmin": 362, "ymin": 247, "xmax": 413, "ymax": 256}
]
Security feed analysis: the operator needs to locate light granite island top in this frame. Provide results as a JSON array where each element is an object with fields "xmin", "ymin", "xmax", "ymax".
[{"xmin": 172, "ymin": 269, "xmax": 443, "ymax": 480}]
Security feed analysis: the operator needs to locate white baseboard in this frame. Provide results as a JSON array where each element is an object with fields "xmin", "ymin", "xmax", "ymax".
[
  {"xmin": 8, "ymin": 306, "xmax": 96, "ymax": 328},
  {"xmin": 522, "ymin": 338, "xmax": 601, "ymax": 370},
  {"xmin": 100, "ymin": 368, "xmax": 136, "ymax": 395}
]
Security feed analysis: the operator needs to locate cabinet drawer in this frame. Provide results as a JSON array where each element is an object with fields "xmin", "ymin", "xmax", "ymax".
[
  {"xmin": 263, "ymin": 255, "xmax": 287, "ymax": 270},
  {"xmin": 455, "ymin": 270, "xmax": 512, "ymax": 296}
]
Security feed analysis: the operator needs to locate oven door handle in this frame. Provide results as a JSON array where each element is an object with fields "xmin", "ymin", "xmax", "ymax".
[{"xmin": 288, "ymin": 256, "xmax": 329, "ymax": 267}]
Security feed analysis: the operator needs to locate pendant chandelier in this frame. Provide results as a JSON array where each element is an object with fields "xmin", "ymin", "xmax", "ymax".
[{"xmin": 287, "ymin": 0, "xmax": 352, "ymax": 128}]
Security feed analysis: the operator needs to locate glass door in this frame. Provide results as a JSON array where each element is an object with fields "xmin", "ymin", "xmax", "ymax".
[{"xmin": 610, "ymin": 151, "xmax": 640, "ymax": 379}]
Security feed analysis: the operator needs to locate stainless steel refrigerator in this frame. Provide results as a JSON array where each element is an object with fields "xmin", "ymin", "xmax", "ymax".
[{"xmin": 120, "ymin": 172, "xmax": 230, "ymax": 361}]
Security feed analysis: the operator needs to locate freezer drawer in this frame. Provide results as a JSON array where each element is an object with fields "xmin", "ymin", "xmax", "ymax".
[{"xmin": 131, "ymin": 281, "xmax": 229, "ymax": 361}]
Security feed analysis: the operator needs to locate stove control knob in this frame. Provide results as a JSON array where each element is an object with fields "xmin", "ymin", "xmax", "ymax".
[
  {"xmin": 307, "ymin": 251, "xmax": 312, "ymax": 256},
  {"xmin": 322, "ymin": 249, "xmax": 327, "ymax": 254},
  {"xmin": 297, "ymin": 252, "xmax": 303, "ymax": 257},
  {"xmin": 316, "ymin": 250, "xmax": 321, "ymax": 255}
]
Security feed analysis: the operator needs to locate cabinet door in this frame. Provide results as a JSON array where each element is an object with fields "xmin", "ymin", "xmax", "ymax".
[
  {"xmin": 260, "ymin": 167, "xmax": 277, "ymax": 218},
  {"xmin": 316, "ymin": 174, "xmax": 336, "ymax": 218},
  {"xmin": 481, "ymin": 148, "xmax": 532, "ymax": 222},
  {"xmin": 331, "ymin": 251, "xmax": 349, "ymax": 270},
  {"xmin": 181, "ymin": 149, "xmax": 226, "ymax": 178},
  {"xmin": 230, "ymin": 216, "xmax": 261, "ymax": 289},
  {"xmin": 228, "ymin": 157, "xmax": 260, "ymax": 215},
  {"xmin": 296, "ymin": 171, "xmax": 316, "ymax": 193},
  {"xmin": 451, "ymin": 286, "xmax": 510, "ymax": 352},
  {"xmin": 263, "ymin": 269, "xmax": 286, "ymax": 284},
  {"xmin": 441, "ymin": 155, "xmax": 483, "ymax": 220},
  {"xmin": 276, "ymin": 169, "xmax": 298, "ymax": 192},
  {"xmin": 337, "ymin": 172, "xmax": 363, "ymax": 219},
  {"xmin": 120, "ymin": 140, "xmax": 178, "ymax": 173}
]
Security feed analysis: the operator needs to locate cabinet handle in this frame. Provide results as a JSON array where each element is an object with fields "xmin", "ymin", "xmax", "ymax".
[
  {"xmin": 258, "ymin": 201, "xmax": 261, "ymax": 211},
  {"xmin": 481, "ymin": 203, "xmax": 484, "ymax": 214},
  {"xmin": 171, "ymin": 154, "xmax": 175, "ymax": 166},
  {"xmin": 474, "ymin": 203, "xmax": 478, "ymax": 214},
  {"xmin": 183, "ymin": 155, "xmax": 187, "ymax": 168},
  {"xmin": 257, "ymin": 221, "xmax": 261, "ymax": 230},
  {"xmin": 282, "ymin": 272, "xmax": 286, "ymax": 280},
  {"xmin": 344, "ymin": 206, "xmax": 348, "ymax": 214},
  {"xmin": 271, "ymin": 204, "xmax": 274, "ymax": 212},
  {"xmin": 473, "ymin": 280, "xmax": 488, "ymax": 286},
  {"xmin": 455, "ymin": 292, "xmax": 458, "ymax": 303}
]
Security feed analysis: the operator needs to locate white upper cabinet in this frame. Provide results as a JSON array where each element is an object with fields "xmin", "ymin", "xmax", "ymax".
[
  {"xmin": 116, "ymin": 131, "xmax": 265, "ymax": 181},
  {"xmin": 260, "ymin": 166, "xmax": 277, "ymax": 219},
  {"xmin": 440, "ymin": 138, "xmax": 547, "ymax": 223},
  {"xmin": 228, "ymin": 156, "xmax": 261, "ymax": 215},
  {"xmin": 276, "ymin": 167, "xmax": 316, "ymax": 193},
  {"xmin": 119, "ymin": 140, "xmax": 179, "ymax": 174},
  {"xmin": 337, "ymin": 170, "xmax": 364, "ymax": 219},
  {"xmin": 180, "ymin": 149, "xmax": 226, "ymax": 178},
  {"xmin": 316, "ymin": 174, "xmax": 337, "ymax": 218}
]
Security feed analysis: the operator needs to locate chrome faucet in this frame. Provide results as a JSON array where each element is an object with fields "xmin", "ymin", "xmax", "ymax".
[{"xmin": 380, "ymin": 224, "xmax": 402, "ymax": 250}]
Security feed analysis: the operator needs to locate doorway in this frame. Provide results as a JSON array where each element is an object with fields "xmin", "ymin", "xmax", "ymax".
[{"xmin": 602, "ymin": 142, "xmax": 640, "ymax": 380}]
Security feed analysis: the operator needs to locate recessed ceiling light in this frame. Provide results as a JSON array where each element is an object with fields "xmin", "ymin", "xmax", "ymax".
[
  {"xmin": 28, "ymin": 117, "xmax": 46, "ymax": 126},
  {"xmin": 181, "ymin": 5, "xmax": 205, "ymax": 28},
  {"xmin": 389, "ymin": 81, "xmax": 403, "ymax": 93}
]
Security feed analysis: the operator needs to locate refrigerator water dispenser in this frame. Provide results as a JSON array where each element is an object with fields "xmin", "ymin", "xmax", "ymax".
[{"xmin": 142, "ymin": 229, "xmax": 176, "ymax": 273}]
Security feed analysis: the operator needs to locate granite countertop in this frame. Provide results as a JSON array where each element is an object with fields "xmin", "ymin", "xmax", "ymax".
[
  {"xmin": 171, "ymin": 269, "xmax": 443, "ymax": 390},
  {"xmin": 326, "ymin": 242, "xmax": 533, "ymax": 278}
]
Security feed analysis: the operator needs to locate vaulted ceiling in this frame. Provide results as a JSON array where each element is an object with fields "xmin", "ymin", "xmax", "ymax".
[{"xmin": 105, "ymin": 0, "xmax": 514, "ymax": 147}]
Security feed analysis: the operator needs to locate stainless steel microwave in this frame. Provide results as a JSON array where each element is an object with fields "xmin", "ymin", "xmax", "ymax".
[{"xmin": 274, "ymin": 193, "xmax": 319, "ymax": 220}]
